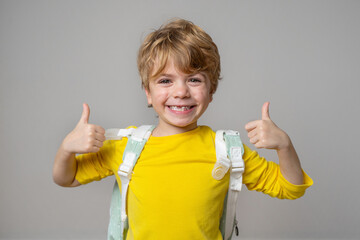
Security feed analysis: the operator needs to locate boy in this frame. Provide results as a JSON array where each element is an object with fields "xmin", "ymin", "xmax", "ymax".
[{"xmin": 53, "ymin": 19, "xmax": 312, "ymax": 239}]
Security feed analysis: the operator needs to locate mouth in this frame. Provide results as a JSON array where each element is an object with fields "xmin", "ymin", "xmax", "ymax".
[{"xmin": 167, "ymin": 105, "xmax": 196, "ymax": 112}]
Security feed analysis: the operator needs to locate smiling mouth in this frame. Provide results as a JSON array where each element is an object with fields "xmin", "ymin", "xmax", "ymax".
[{"xmin": 168, "ymin": 105, "xmax": 195, "ymax": 111}]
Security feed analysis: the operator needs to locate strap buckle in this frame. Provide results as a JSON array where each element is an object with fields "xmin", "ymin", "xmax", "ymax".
[
  {"xmin": 212, "ymin": 155, "xmax": 231, "ymax": 180},
  {"xmin": 118, "ymin": 152, "xmax": 136, "ymax": 179},
  {"xmin": 230, "ymin": 147, "xmax": 244, "ymax": 175}
]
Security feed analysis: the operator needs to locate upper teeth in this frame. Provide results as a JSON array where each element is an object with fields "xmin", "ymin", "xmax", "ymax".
[{"xmin": 170, "ymin": 106, "xmax": 190, "ymax": 111}]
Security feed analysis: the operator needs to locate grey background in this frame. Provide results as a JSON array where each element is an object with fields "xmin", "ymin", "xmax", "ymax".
[{"xmin": 1, "ymin": 0, "xmax": 359, "ymax": 239}]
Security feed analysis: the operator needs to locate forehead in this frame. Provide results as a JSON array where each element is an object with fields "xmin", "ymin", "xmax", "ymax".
[
  {"xmin": 155, "ymin": 59, "xmax": 181, "ymax": 75},
  {"xmin": 151, "ymin": 58, "xmax": 205, "ymax": 80}
]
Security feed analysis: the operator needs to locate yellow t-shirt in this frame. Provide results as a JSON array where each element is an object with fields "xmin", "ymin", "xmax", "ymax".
[{"xmin": 75, "ymin": 126, "xmax": 312, "ymax": 240}]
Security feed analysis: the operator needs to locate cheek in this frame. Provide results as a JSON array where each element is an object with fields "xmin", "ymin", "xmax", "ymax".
[
  {"xmin": 151, "ymin": 89, "xmax": 169, "ymax": 104},
  {"xmin": 195, "ymin": 90, "xmax": 212, "ymax": 103}
]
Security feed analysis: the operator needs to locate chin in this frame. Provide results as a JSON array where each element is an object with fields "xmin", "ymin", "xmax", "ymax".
[{"xmin": 171, "ymin": 121, "xmax": 197, "ymax": 129}]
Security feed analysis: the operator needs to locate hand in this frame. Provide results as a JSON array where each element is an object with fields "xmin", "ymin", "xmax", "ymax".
[
  {"xmin": 62, "ymin": 103, "xmax": 106, "ymax": 154},
  {"xmin": 245, "ymin": 102, "xmax": 290, "ymax": 150}
]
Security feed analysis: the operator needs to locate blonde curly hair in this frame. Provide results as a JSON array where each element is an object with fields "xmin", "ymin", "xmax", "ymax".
[{"xmin": 137, "ymin": 18, "xmax": 221, "ymax": 94}]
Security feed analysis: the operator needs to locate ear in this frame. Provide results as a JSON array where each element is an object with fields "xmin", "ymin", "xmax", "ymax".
[{"xmin": 145, "ymin": 88, "xmax": 152, "ymax": 105}]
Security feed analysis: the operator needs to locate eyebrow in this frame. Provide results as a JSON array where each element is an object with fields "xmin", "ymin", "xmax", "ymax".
[
  {"xmin": 158, "ymin": 73, "xmax": 205, "ymax": 78},
  {"xmin": 158, "ymin": 73, "xmax": 175, "ymax": 78}
]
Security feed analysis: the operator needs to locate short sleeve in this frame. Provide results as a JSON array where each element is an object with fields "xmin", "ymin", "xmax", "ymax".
[{"xmin": 242, "ymin": 144, "xmax": 313, "ymax": 199}]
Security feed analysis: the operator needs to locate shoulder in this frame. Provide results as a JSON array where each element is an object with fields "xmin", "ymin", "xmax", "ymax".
[
  {"xmin": 198, "ymin": 125, "xmax": 215, "ymax": 135},
  {"xmin": 102, "ymin": 125, "xmax": 139, "ymax": 150},
  {"xmin": 199, "ymin": 125, "xmax": 248, "ymax": 139}
]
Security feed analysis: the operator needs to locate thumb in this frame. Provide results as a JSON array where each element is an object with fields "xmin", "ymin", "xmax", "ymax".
[
  {"xmin": 79, "ymin": 103, "xmax": 90, "ymax": 124},
  {"xmin": 261, "ymin": 102, "xmax": 270, "ymax": 120}
]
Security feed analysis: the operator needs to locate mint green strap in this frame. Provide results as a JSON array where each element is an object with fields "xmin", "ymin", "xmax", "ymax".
[{"xmin": 107, "ymin": 125, "xmax": 155, "ymax": 240}]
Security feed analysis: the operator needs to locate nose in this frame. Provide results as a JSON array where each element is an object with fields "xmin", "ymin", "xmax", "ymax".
[{"xmin": 172, "ymin": 81, "xmax": 190, "ymax": 98}]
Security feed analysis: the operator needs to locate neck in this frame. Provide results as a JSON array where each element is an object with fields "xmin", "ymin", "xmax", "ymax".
[{"xmin": 152, "ymin": 122, "xmax": 198, "ymax": 137}]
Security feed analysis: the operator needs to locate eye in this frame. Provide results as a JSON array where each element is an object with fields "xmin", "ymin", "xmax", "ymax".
[
  {"xmin": 189, "ymin": 78, "xmax": 201, "ymax": 83},
  {"xmin": 158, "ymin": 79, "xmax": 171, "ymax": 84}
]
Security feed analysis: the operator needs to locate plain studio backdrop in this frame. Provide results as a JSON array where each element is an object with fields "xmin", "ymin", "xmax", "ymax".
[{"xmin": 1, "ymin": 0, "xmax": 359, "ymax": 239}]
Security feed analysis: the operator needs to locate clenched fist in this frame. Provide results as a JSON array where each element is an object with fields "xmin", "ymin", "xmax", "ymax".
[
  {"xmin": 62, "ymin": 103, "xmax": 106, "ymax": 154},
  {"xmin": 245, "ymin": 102, "xmax": 290, "ymax": 150}
]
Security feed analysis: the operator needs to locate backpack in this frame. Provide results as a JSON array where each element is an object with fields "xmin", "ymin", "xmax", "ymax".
[{"xmin": 105, "ymin": 125, "xmax": 245, "ymax": 240}]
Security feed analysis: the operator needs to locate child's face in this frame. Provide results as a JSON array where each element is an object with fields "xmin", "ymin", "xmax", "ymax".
[{"xmin": 145, "ymin": 59, "xmax": 213, "ymax": 135}]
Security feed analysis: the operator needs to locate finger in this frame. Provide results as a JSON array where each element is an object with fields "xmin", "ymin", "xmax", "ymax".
[
  {"xmin": 247, "ymin": 129, "xmax": 257, "ymax": 139},
  {"xmin": 93, "ymin": 139, "xmax": 104, "ymax": 149},
  {"xmin": 245, "ymin": 120, "xmax": 259, "ymax": 132},
  {"xmin": 261, "ymin": 102, "xmax": 270, "ymax": 120},
  {"xmin": 88, "ymin": 146, "xmax": 101, "ymax": 153},
  {"xmin": 95, "ymin": 132, "xmax": 106, "ymax": 142},
  {"xmin": 80, "ymin": 103, "xmax": 90, "ymax": 124},
  {"xmin": 254, "ymin": 141, "xmax": 264, "ymax": 149},
  {"xmin": 87, "ymin": 124, "xmax": 105, "ymax": 135},
  {"xmin": 249, "ymin": 135, "xmax": 259, "ymax": 145},
  {"xmin": 95, "ymin": 125, "xmax": 106, "ymax": 134}
]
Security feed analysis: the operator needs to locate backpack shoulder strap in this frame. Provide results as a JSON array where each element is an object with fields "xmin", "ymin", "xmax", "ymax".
[
  {"xmin": 108, "ymin": 180, "xmax": 121, "ymax": 240},
  {"xmin": 105, "ymin": 128, "xmax": 135, "ymax": 140},
  {"xmin": 107, "ymin": 125, "xmax": 155, "ymax": 240},
  {"xmin": 214, "ymin": 130, "xmax": 245, "ymax": 240}
]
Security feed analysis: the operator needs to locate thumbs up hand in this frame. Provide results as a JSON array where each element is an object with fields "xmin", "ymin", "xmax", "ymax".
[
  {"xmin": 245, "ymin": 102, "xmax": 290, "ymax": 150},
  {"xmin": 62, "ymin": 103, "xmax": 106, "ymax": 154}
]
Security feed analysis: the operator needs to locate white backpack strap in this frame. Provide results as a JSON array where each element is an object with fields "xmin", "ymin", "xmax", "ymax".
[
  {"xmin": 214, "ymin": 130, "xmax": 244, "ymax": 240},
  {"xmin": 212, "ymin": 130, "xmax": 231, "ymax": 180},
  {"xmin": 105, "ymin": 128, "xmax": 135, "ymax": 140},
  {"xmin": 106, "ymin": 128, "xmax": 136, "ymax": 240},
  {"xmin": 117, "ymin": 125, "xmax": 155, "ymax": 239},
  {"xmin": 224, "ymin": 130, "xmax": 245, "ymax": 191}
]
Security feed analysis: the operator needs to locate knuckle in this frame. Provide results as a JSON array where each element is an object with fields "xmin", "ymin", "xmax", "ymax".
[
  {"xmin": 84, "ymin": 145, "xmax": 92, "ymax": 152},
  {"xmin": 87, "ymin": 139, "xmax": 94, "ymax": 147},
  {"xmin": 88, "ymin": 124, "xmax": 95, "ymax": 131}
]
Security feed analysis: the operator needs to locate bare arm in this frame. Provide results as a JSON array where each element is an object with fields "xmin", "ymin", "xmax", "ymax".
[
  {"xmin": 53, "ymin": 144, "xmax": 80, "ymax": 187},
  {"xmin": 53, "ymin": 103, "xmax": 105, "ymax": 187},
  {"xmin": 276, "ymin": 136, "xmax": 303, "ymax": 185},
  {"xmin": 245, "ymin": 102, "xmax": 303, "ymax": 185}
]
